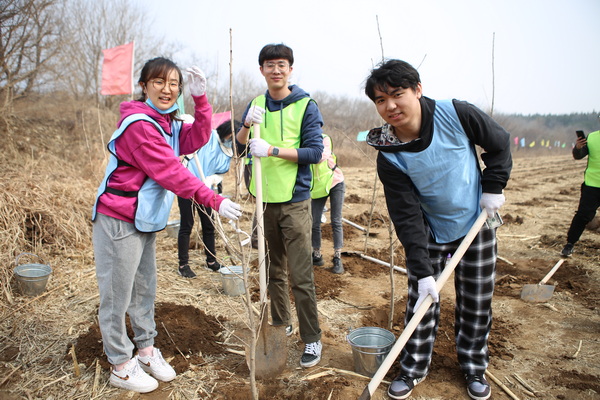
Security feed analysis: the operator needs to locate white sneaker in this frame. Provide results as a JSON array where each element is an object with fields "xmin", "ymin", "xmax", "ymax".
[
  {"xmin": 300, "ymin": 340, "xmax": 322, "ymax": 368},
  {"xmin": 110, "ymin": 358, "xmax": 158, "ymax": 393},
  {"xmin": 136, "ymin": 348, "xmax": 176, "ymax": 382}
]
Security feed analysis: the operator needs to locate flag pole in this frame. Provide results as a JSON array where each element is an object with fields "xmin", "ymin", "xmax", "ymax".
[{"xmin": 130, "ymin": 41, "xmax": 135, "ymax": 101}]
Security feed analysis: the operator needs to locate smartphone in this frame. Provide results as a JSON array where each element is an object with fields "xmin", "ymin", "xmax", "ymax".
[{"xmin": 576, "ymin": 130, "xmax": 586, "ymax": 140}]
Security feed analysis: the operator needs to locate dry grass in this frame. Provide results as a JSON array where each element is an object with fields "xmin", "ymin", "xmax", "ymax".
[{"xmin": 0, "ymin": 150, "xmax": 96, "ymax": 305}]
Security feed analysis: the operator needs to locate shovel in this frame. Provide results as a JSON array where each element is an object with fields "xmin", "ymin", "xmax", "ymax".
[
  {"xmin": 342, "ymin": 251, "xmax": 407, "ymax": 274},
  {"xmin": 247, "ymin": 124, "xmax": 287, "ymax": 379},
  {"xmin": 520, "ymin": 259, "xmax": 564, "ymax": 302},
  {"xmin": 358, "ymin": 210, "xmax": 489, "ymax": 400}
]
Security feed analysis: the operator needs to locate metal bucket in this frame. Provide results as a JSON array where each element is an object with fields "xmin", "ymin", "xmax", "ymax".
[
  {"xmin": 13, "ymin": 253, "xmax": 52, "ymax": 297},
  {"xmin": 166, "ymin": 220, "xmax": 180, "ymax": 238},
  {"xmin": 347, "ymin": 327, "xmax": 395, "ymax": 377},
  {"xmin": 219, "ymin": 266, "xmax": 246, "ymax": 296}
]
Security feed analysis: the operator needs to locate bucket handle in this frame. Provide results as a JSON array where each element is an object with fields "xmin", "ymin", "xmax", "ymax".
[{"xmin": 15, "ymin": 252, "xmax": 47, "ymax": 267}]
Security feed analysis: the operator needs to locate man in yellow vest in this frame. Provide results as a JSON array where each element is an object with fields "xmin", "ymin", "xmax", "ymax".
[
  {"xmin": 236, "ymin": 43, "xmax": 324, "ymax": 368},
  {"xmin": 561, "ymin": 117, "xmax": 600, "ymax": 257}
]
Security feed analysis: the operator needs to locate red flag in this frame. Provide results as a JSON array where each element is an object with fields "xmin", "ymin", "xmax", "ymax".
[
  {"xmin": 211, "ymin": 111, "xmax": 232, "ymax": 129},
  {"xmin": 101, "ymin": 42, "xmax": 134, "ymax": 95}
]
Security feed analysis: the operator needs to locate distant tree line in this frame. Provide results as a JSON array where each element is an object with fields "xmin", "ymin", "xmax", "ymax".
[{"xmin": 2, "ymin": 0, "xmax": 596, "ymax": 155}]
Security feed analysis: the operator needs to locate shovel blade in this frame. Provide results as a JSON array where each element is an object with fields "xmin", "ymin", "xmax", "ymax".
[
  {"xmin": 248, "ymin": 320, "xmax": 287, "ymax": 379},
  {"xmin": 520, "ymin": 283, "xmax": 555, "ymax": 302},
  {"xmin": 358, "ymin": 386, "xmax": 372, "ymax": 400}
]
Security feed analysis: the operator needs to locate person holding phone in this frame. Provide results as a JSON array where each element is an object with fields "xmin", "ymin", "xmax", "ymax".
[{"xmin": 561, "ymin": 119, "xmax": 600, "ymax": 257}]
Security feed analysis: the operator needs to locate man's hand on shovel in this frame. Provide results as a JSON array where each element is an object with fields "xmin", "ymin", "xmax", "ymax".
[
  {"xmin": 414, "ymin": 276, "xmax": 439, "ymax": 310},
  {"xmin": 244, "ymin": 105, "xmax": 265, "ymax": 128},
  {"xmin": 358, "ymin": 210, "xmax": 489, "ymax": 400}
]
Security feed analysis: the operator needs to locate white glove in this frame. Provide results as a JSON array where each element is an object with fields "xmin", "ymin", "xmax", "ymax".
[
  {"xmin": 180, "ymin": 114, "xmax": 195, "ymax": 124},
  {"xmin": 249, "ymin": 138, "xmax": 271, "ymax": 158},
  {"xmin": 204, "ymin": 174, "xmax": 223, "ymax": 189},
  {"xmin": 414, "ymin": 276, "xmax": 439, "ymax": 311},
  {"xmin": 244, "ymin": 105, "xmax": 265, "ymax": 127},
  {"xmin": 218, "ymin": 198, "xmax": 242, "ymax": 220},
  {"xmin": 185, "ymin": 66, "xmax": 207, "ymax": 96},
  {"xmin": 480, "ymin": 192, "xmax": 505, "ymax": 217}
]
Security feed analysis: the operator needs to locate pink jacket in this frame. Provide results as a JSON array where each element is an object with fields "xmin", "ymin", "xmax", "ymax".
[{"xmin": 95, "ymin": 95, "xmax": 224, "ymax": 223}]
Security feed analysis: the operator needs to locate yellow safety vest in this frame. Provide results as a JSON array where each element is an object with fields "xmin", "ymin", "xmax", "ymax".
[
  {"xmin": 248, "ymin": 96, "xmax": 311, "ymax": 202},
  {"xmin": 585, "ymin": 130, "xmax": 600, "ymax": 188},
  {"xmin": 310, "ymin": 134, "xmax": 337, "ymax": 199}
]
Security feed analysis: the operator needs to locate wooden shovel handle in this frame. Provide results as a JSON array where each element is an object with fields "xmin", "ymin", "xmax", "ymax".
[
  {"xmin": 359, "ymin": 210, "xmax": 489, "ymax": 400},
  {"xmin": 253, "ymin": 124, "xmax": 267, "ymax": 304},
  {"xmin": 539, "ymin": 259, "xmax": 564, "ymax": 285}
]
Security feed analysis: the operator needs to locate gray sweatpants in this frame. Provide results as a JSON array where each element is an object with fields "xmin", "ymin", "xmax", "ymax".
[{"xmin": 93, "ymin": 213, "xmax": 157, "ymax": 366}]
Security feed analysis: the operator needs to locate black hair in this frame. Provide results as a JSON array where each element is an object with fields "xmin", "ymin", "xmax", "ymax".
[
  {"xmin": 258, "ymin": 43, "xmax": 294, "ymax": 66},
  {"xmin": 137, "ymin": 57, "xmax": 183, "ymax": 120},
  {"xmin": 216, "ymin": 119, "xmax": 240, "ymax": 141},
  {"xmin": 365, "ymin": 59, "xmax": 421, "ymax": 101}
]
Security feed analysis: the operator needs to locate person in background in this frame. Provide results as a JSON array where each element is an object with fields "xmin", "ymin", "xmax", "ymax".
[
  {"xmin": 311, "ymin": 133, "xmax": 346, "ymax": 274},
  {"xmin": 236, "ymin": 43, "xmax": 324, "ymax": 368},
  {"xmin": 176, "ymin": 118, "xmax": 240, "ymax": 278},
  {"xmin": 243, "ymin": 160, "xmax": 259, "ymax": 249},
  {"xmin": 561, "ymin": 117, "xmax": 600, "ymax": 257},
  {"xmin": 92, "ymin": 57, "xmax": 241, "ymax": 393},
  {"xmin": 364, "ymin": 59, "xmax": 511, "ymax": 400}
]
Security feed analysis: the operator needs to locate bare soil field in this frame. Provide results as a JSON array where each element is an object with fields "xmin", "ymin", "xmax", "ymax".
[{"xmin": 1, "ymin": 153, "xmax": 599, "ymax": 400}]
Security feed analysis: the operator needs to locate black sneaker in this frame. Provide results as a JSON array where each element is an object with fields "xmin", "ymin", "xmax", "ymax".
[
  {"xmin": 466, "ymin": 374, "xmax": 491, "ymax": 400},
  {"xmin": 205, "ymin": 261, "xmax": 221, "ymax": 272},
  {"xmin": 331, "ymin": 256, "xmax": 344, "ymax": 274},
  {"xmin": 178, "ymin": 265, "xmax": 196, "ymax": 278},
  {"xmin": 312, "ymin": 253, "xmax": 324, "ymax": 266},
  {"xmin": 561, "ymin": 243, "xmax": 574, "ymax": 257},
  {"xmin": 388, "ymin": 374, "xmax": 425, "ymax": 400},
  {"xmin": 300, "ymin": 340, "xmax": 322, "ymax": 368}
]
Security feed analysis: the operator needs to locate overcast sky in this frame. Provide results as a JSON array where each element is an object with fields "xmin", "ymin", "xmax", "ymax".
[{"xmin": 144, "ymin": 0, "xmax": 599, "ymax": 116}]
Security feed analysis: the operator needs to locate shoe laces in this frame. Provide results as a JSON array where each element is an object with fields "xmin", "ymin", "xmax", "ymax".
[
  {"xmin": 304, "ymin": 341, "xmax": 321, "ymax": 355},
  {"xmin": 466, "ymin": 374, "xmax": 486, "ymax": 385},
  {"xmin": 141, "ymin": 349, "xmax": 166, "ymax": 366},
  {"xmin": 114, "ymin": 358, "xmax": 144, "ymax": 378}
]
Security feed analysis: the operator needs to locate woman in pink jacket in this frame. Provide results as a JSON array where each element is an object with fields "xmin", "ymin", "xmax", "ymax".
[{"xmin": 92, "ymin": 57, "xmax": 241, "ymax": 393}]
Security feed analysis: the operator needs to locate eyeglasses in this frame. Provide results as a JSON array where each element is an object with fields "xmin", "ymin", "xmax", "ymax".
[
  {"xmin": 263, "ymin": 61, "xmax": 290, "ymax": 71},
  {"xmin": 149, "ymin": 78, "xmax": 181, "ymax": 92}
]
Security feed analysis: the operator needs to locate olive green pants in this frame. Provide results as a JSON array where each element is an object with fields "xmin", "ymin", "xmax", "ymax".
[{"xmin": 263, "ymin": 199, "xmax": 321, "ymax": 344}]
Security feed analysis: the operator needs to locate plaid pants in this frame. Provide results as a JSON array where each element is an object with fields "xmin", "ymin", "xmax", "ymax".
[{"xmin": 399, "ymin": 225, "xmax": 497, "ymax": 378}]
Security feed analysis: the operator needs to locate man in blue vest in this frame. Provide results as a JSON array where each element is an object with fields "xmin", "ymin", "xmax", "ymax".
[
  {"xmin": 236, "ymin": 43, "xmax": 324, "ymax": 368},
  {"xmin": 364, "ymin": 60, "xmax": 512, "ymax": 400}
]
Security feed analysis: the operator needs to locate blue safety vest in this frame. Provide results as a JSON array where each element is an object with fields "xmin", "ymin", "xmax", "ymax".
[
  {"xmin": 92, "ymin": 113, "xmax": 181, "ymax": 232},
  {"xmin": 381, "ymin": 100, "xmax": 481, "ymax": 243},
  {"xmin": 186, "ymin": 131, "xmax": 231, "ymax": 179}
]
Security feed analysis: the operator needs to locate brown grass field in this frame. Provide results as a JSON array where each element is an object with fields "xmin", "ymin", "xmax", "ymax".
[{"xmin": 1, "ymin": 107, "xmax": 599, "ymax": 399}]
